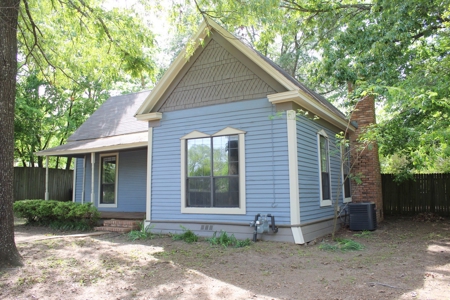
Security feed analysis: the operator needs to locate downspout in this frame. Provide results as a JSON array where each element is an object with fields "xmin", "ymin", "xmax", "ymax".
[
  {"xmin": 146, "ymin": 127, "xmax": 153, "ymax": 224},
  {"xmin": 45, "ymin": 155, "xmax": 49, "ymax": 200},
  {"xmin": 91, "ymin": 152, "xmax": 95, "ymax": 203}
]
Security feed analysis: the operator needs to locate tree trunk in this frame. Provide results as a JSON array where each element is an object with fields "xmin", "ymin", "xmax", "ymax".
[{"xmin": 0, "ymin": 0, "xmax": 23, "ymax": 268}]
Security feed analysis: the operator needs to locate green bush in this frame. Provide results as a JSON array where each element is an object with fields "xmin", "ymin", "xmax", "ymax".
[
  {"xmin": 172, "ymin": 225, "xmax": 198, "ymax": 243},
  {"xmin": 207, "ymin": 231, "xmax": 252, "ymax": 248},
  {"xmin": 13, "ymin": 199, "xmax": 99, "ymax": 230}
]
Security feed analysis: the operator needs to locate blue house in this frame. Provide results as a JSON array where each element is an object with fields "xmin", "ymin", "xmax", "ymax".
[{"xmin": 38, "ymin": 18, "xmax": 355, "ymax": 243}]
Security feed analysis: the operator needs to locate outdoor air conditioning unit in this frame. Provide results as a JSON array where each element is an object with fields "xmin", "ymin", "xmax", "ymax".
[{"xmin": 348, "ymin": 202, "xmax": 377, "ymax": 231}]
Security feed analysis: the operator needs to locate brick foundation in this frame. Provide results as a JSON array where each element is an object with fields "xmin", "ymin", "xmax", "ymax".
[{"xmin": 349, "ymin": 96, "xmax": 383, "ymax": 222}]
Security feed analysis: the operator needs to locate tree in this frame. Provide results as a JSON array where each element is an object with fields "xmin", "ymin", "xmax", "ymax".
[
  {"xmin": 14, "ymin": 0, "xmax": 157, "ymax": 169},
  {"xmin": 182, "ymin": 0, "xmax": 450, "ymax": 176},
  {"xmin": 0, "ymin": 0, "xmax": 22, "ymax": 267},
  {"xmin": 0, "ymin": 0, "xmax": 156, "ymax": 268}
]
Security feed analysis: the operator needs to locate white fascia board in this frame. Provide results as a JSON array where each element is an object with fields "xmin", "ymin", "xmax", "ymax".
[
  {"xmin": 136, "ymin": 112, "xmax": 162, "ymax": 122},
  {"xmin": 268, "ymin": 91, "xmax": 356, "ymax": 132},
  {"xmin": 35, "ymin": 142, "xmax": 148, "ymax": 157},
  {"xmin": 135, "ymin": 17, "xmax": 299, "ymax": 116},
  {"xmin": 135, "ymin": 22, "xmax": 210, "ymax": 115},
  {"xmin": 207, "ymin": 19, "xmax": 299, "ymax": 91}
]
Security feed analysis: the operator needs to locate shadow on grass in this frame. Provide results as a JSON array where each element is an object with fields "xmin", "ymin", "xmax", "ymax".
[{"xmin": 3, "ymin": 216, "xmax": 450, "ymax": 299}]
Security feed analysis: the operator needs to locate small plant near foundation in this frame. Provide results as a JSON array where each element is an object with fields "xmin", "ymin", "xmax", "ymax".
[
  {"xmin": 171, "ymin": 225, "xmax": 198, "ymax": 243},
  {"xmin": 207, "ymin": 231, "xmax": 252, "ymax": 248},
  {"xmin": 128, "ymin": 222, "xmax": 155, "ymax": 241},
  {"xmin": 319, "ymin": 238, "xmax": 364, "ymax": 252},
  {"xmin": 353, "ymin": 230, "xmax": 373, "ymax": 239}
]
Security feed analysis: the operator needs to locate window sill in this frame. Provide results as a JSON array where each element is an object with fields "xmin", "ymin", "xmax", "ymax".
[
  {"xmin": 181, "ymin": 207, "xmax": 246, "ymax": 215},
  {"xmin": 320, "ymin": 199, "xmax": 332, "ymax": 207},
  {"xmin": 98, "ymin": 203, "xmax": 118, "ymax": 208}
]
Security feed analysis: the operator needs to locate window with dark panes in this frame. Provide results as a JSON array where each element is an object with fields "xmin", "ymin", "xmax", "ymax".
[
  {"xmin": 319, "ymin": 135, "xmax": 331, "ymax": 200},
  {"xmin": 186, "ymin": 135, "xmax": 239, "ymax": 207},
  {"xmin": 100, "ymin": 155, "xmax": 116, "ymax": 204}
]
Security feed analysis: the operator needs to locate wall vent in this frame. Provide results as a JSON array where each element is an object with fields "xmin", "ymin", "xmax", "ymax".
[{"xmin": 348, "ymin": 202, "xmax": 377, "ymax": 231}]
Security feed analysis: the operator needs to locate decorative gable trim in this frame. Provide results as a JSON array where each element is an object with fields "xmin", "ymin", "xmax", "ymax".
[
  {"xmin": 317, "ymin": 129, "xmax": 328, "ymax": 137},
  {"xmin": 180, "ymin": 130, "xmax": 210, "ymax": 140},
  {"xmin": 268, "ymin": 91, "xmax": 355, "ymax": 132},
  {"xmin": 212, "ymin": 127, "xmax": 246, "ymax": 136},
  {"xmin": 136, "ymin": 112, "xmax": 162, "ymax": 122}
]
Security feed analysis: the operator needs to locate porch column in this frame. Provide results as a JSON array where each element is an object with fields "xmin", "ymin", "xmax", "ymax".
[
  {"xmin": 44, "ymin": 156, "xmax": 49, "ymax": 200},
  {"xmin": 90, "ymin": 152, "xmax": 95, "ymax": 203}
]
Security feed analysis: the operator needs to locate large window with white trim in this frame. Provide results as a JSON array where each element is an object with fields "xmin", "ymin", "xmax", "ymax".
[
  {"xmin": 99, "ymin": 153, "xmax": 118, "ymax": 207},
  {"xmin": 181, "ymin": 128, "xmax": 246, "ymax": 214},
  {"xmin": 318, "ymin": 130, "xmax": 331, "ymax": 206},
  {"xmin": 187, "ymin": 135, "xmax": 239, "ymax": 207}
]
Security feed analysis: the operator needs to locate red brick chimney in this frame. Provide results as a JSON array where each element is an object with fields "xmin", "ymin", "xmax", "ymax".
[{"xmin": 349, "ymin": 95, "xmax": 383, "ymax": 222}]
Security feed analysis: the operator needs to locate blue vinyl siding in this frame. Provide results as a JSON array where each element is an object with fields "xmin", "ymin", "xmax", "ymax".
[
  {"xmin": 79, "ymin": 149, "xmax": 147, "ymax": 212},
  {"xmin": 297, "ymin": 116, "xmax": 344, "ymax": 222},
  {"xmin": 74, "ymin": 157, "xmax": 84, "ymax": 203},
  {"xmin": 151, "ymin": 98, "xmax": 292, "ymax": 224}
]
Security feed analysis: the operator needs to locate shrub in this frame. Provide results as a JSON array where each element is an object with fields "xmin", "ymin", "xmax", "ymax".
[
  {"xmin": 207, "ymin": 231, "xmax": 252, "ymax": 248},
  {"xmin": 319, "ymin": 238, "xmax": 364, "ymax": 252},
  {"xmin": 172, "ymin": 225, "xmax": 198, "ymax": 243},
  {"xmin": 128, "ymin": 222, "xmax": 155, "ymax": 241},
  {"xmin": 13, "ymin": 199, "xmax": 99, "ymax": 230}
]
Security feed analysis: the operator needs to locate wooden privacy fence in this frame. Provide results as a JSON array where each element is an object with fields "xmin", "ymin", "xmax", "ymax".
[
  {"xmin": 14, "ymin": 167, "xmax": 73, "ymax": 201},
  {"xmin": 382, "ymin": 173, "xmax": 450, "ymax": 216}
]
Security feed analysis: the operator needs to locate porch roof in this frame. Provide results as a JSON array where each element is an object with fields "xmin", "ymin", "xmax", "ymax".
[{"xmin": 35, "ymin": 131, "xmax": 147, "ymax": 157}]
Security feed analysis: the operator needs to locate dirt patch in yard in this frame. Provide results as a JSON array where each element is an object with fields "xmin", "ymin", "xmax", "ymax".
[{"xmin": 1, "ymin": 216, "xmax": 450, "ymax": 299}]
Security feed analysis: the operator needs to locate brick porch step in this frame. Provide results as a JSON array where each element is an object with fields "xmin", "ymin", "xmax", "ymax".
[{"xmin": 94, "ymin": 219, "xmax": 140, "ymax": 233}]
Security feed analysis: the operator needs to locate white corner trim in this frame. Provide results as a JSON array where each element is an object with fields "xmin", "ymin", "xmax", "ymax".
[
  {"xmin": 291, "ymin": 227, "xmax": 305, "ymax": 244},
  {"xmin": 98, "ymin": 153, "xmax": 119, "ymax": 208},
  {"xmin": 286, "ymin": 112, "xmax": 306, "ymax": 245},
  {"xmin": 286, "ymin": 110, "xmax": 301, "ymax": 226},
  {"xmin": 268, "ymin": 91, "xmax": 355, "ymax": 132},
  {"xmin": 212, "ymin": 127, "xmax": 246, "ymax": 136},
  {"xmin": 136, "ymin": 112, "xmax": 163, "ymax": 122},
  {"xmin": 180, "ymin": 130, "xmax": 210, "ymax": 140},
  {"xmin": 146, "ymin": 128, "xmax": 153, "ymax": 221}
]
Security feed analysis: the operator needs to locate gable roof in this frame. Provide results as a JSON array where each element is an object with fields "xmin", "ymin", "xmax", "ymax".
[
  {"xmin": 36, "ymin": 90, "xmax": 150, "ymax": 156},
  {"xmin": 136, "ymin": 18, "xmax": 353, "ymax": 132}
]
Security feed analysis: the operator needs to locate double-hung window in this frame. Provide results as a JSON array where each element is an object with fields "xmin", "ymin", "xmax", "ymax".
[
  {"xmin": 318, "ymin": 130, "xmax": 331, "ymax": 206},
  {"xmin": 99, "ymin": 153, "xmax": 118, "ymax": 207},
  {"xmin": 181, "ymin": 128, "xmax": 246, "ymax": 214}
]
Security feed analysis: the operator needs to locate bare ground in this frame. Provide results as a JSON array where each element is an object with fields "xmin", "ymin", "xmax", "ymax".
[{"xmin": 1, "ymin": 216, "xmax": 449, "ymax": 300}]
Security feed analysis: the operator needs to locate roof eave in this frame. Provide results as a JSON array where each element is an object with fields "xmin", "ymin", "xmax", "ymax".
[
  {"xmin": 268, "ymin": 91, "xmax": 355, "ymax": 132},
  {"xmin": 35, "ymin": 142, "xmax": 148, "ymax": 157}
]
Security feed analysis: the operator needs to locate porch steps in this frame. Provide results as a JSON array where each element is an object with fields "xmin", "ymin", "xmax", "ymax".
[{"xmin": 94, "ymin": 219, "xmax": 140, "ymax": 233}]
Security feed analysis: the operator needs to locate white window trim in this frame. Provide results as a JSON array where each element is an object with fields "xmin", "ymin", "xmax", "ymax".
[
  {"xmin": 180, "ymin": 127, "xmax": 246, "ymax": 214},
  {"xmin": 341, "ymin": 145, "xmax": 352, "ymax": 203},
  {"xmin": 317, "ymin": 129, "xmax": 332, "ymax": 206},
  {"xmin": 98, "ymin": 153, "xmax": 119, "ymax": 208}
]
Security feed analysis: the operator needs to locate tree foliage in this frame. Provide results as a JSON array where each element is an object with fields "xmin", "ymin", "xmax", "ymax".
[
  {"xmin": 14, "ymin": 0, "xmax": 158, "ymax": 168},
  {"xmin": 187, "ymin": 0, "xmax": 450, "ymax": 175}
]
